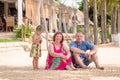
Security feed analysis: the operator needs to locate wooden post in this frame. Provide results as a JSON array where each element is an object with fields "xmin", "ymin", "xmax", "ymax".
[
  {"xmin": 49, "ymin": 6, "xmax": 53, "ymax": 33},
  {"xmin": 53, "ymin": 8, "xmax": 58, "ymax": 32},
  {"xmin": 38, "ymin": 0, "xmax": 41, "ymax": 25},
  {"xmin": 73, "ymin": 9, "xmax": 77, "ymax": 33},
  {"xmin": 21, "ymin": 25, "xmax": 25, "ymax": 41},
  {"xmin": 4, "ymin": 2, "xmax": 8, "ymax": 17},
  {"xmin": 41, "ymin": 0, "xmax": 49, "ymax": 50},
  {"xmin": 118, "ymin": 5, "xmax": 120, "ymax": 33},
  {"xmin": 59, "ymin": 8, "xmax": 62, "ymax": 32},
  {"xmin": 18, "ymin": 0, "xmax": 23, "ymax": 25}
]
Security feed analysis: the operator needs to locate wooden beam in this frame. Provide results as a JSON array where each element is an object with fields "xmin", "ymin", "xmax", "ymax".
[{"xmin": 18, "ymin": 0, "xmax": 23, "ymax": 25}]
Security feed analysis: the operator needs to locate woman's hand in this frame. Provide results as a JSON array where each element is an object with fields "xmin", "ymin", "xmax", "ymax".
[
  {"xmin": 66, "ymin": 53, "xmax": 71, "ymax": 59},
  {"xmin": 60, "ymin": 54, "xmax": 67, "ymax": 60}
]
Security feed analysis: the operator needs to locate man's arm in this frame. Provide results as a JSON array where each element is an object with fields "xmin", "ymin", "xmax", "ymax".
[
  {"xmin": 70, "ymin": 46, "xmax": 86, "ymax": 54},
  {"xmin": 89, "ymin": 45, "xmax": 98, "ymax": 55}
]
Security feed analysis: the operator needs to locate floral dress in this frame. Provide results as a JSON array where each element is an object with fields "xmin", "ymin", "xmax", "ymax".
[
  {"xmin": 45, "ymin": 42, "xmax": 72, "ymax": 70},
  {"xmin": 30, "ymin": 35, "xmax": 42, "ymax": 57}
]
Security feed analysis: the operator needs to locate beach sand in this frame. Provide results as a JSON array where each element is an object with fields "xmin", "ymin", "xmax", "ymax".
[{"xmin": 0, "ymin": 46, "xmax": 120, "ymax": 80}]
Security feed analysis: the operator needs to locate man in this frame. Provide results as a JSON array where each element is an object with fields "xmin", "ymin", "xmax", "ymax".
[{"xmin": 69, "ymin": 32, "xmax": 104, "ymax": 70}]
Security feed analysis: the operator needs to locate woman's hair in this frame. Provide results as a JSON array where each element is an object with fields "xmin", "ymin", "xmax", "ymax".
[{"xmin": 53, "ymin": 32, "xmax": 64, "ymax": 43}]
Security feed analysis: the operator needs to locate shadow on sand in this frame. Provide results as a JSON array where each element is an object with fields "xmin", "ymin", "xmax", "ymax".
[{"xmin": 0, "ymin": 65, "xmax": 120, "ymax": 80}]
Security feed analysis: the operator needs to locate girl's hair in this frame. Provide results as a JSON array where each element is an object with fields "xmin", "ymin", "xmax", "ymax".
[
  {"xmin": 36, "ymin": 25, "xmax": 43, "ymax": 31},
  {"xmin": 53, "ymin": 32, "xmax": 64, "ymax": 43}
]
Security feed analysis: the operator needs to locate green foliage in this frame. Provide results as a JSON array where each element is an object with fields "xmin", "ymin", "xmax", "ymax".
[
  {"xmin": 13, "ymin": 24, "xmax": 34, "ymax": 38},
  {"xmin": 98, "ymin": 27, "xmax": 111, "ymax": 42},
  {"xmin": 68, "ymin": 26, "xmax": 73, "ymax": 33},
  {"xmin": 54, "ymin": 0, "xmax": 61, "ymax": 3},
  {"xmin": 106, "ymin": 28, "xmax": 111, "ymax": 39},
  {"xmin": 13, "ymin": 25, "xmax": 21, "ymax": 38},
  {"xmin": 88, "ymin": 6, "xmax": 94, "ymax": 22},
  {"xmin": 77, "ymin": 26, "xmax": 85, "ymax": 34},
  {"xmin": 0, "ymin": 39, "xmax": 21, "ymax": 42},
  {"xmin": 107, "ymin": 15, "xmax": 111, "ymax": 25},
  {"xmin": 78, "ymin": 1, "xmax": 84, "ymax": 11}
]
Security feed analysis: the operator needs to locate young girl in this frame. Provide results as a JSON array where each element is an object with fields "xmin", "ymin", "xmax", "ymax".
[{"xmin": 30, "ymin": 25, "xmax": 43, "ymax": 70}]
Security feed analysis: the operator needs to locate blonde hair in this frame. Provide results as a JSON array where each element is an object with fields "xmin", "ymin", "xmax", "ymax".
[
  {"xmin": 75, "ymin": 32, "xmax": 85, "ymax": 40},
  {"xmin": 75, "ymin": 32, "xmax": 84, "ymax": 36}
]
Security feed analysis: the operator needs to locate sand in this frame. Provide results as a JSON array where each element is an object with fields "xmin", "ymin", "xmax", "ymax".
[{"xmin": 0, "ymin": 46, "xmax": 120, "ymax": 80}]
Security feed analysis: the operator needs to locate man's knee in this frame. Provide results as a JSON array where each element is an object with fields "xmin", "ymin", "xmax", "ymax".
[
  {"xmin": 73, "ymin": 53, "xmax": 79, "ymax": 57},
  {"xmin": 92, "ymin": 52, "xmax": 97, "ymax": 57}
]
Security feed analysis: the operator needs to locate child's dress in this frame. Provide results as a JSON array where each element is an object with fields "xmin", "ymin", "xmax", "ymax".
[
  {"xmin": 30, "ymin": 35, "xmax": 42, "ymax": 57},
  {"xmin": 45, "ymin": 42, "xmax": 72, "ymax": 70}
]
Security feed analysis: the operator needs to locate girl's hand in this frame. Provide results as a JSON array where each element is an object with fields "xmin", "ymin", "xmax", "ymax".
[
  {"xmin": 39, "ymin": 38, "xmax": 42, "ymax": 44},
  {"xmin": 30, "ymin": 52, "xmax": 32, "ymax": 57},
  {"xmin": 37, "ymin": 52, "xmax": 41, "ymax": 57},
  {"xmin": 37, "ymin": 48, "xmax": 41, "ymax": 57}
]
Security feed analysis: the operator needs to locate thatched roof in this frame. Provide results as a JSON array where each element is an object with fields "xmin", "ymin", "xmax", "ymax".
[
  {"xmin": 0, "ymin": 0, "xmax": 16, "ymax": 3},
  {"xmin": 43, "ymin": 0, "xmax": 60, "ymax": 7},
  {"xmin": 76, "ymin": 9, "xmax": 94, "ymax": 26}
]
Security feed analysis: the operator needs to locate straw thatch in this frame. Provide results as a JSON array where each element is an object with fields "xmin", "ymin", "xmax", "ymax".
[{"xmin": 76, "ymin": 9, "xmax": 94, "ymax": 26}]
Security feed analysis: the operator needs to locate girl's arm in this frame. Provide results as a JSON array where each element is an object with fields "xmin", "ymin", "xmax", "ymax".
[
  {"xmin": 32, "ymin": 34, "xmax": 40, "ymax": 44},
  {"xmin": 38, "ymin": 36, "xmax": 42, "ymax": 45},
  {"xmin": 49, "ymin": 43, "xmax": 67, "ymax": 59}
]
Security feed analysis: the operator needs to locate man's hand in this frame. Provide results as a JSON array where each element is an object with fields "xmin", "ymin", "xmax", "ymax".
[{"xmin": 85, "ymin": 50, "xmax": 92, "ymax": 61}]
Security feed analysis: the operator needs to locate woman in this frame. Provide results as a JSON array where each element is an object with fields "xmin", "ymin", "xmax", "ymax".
[{"xmin": 45, "ymin": 32, "xmax": 75, "ymax": 70}]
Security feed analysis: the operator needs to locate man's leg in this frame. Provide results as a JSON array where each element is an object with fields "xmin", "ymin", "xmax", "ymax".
[
  {"xmin": 91, "ymin": 53, "xmax": 104, "ymax": 70},
  {"xmin": 73, "ymin": 53, "xmax": 89, "ymax": 69}
]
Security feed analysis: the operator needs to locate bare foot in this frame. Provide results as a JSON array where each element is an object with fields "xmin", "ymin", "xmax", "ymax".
[
  {"xmin": 69, "ymin": 65, "xmax": 77, "ymax": 70},
  {"xmin": 83, "ymin": 66, "xmax": 91, "ymax": 69},
  {"xmin": 66, "ymin": 65, "xmax": 74, "ymax": 70},
  {"xmin": 33, "ymin": 67, "xmax": 40, "ymax": 70},
  {"xmin": 33, "ymin": 68, "xmax": 39, "ymax": 70},
  {"xmin": 97, "ymin": 67, "xmax": 104, "ymax": 70}
]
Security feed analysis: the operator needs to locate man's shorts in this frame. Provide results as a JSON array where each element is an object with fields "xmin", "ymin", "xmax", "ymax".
[{"xmin": 72, "ymin": 54, "xmax": 91, "ymax": 68}]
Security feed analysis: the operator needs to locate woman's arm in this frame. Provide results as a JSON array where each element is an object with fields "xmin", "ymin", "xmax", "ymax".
[
  {"xmin": 49, "ymin": 43, "xmax": 67, "ymax": 59},
  {"xmin": 62, "ymin": 44, "xmax": 71, "ymax": 59}
]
